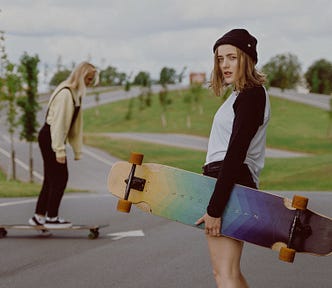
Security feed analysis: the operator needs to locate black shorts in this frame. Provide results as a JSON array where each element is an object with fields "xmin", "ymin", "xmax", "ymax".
[{"xmin": 202, "ymin": 160, "xmax": 257, "ymax": 189}]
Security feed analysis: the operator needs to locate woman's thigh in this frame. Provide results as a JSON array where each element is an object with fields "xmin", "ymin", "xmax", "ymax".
[{"xmin": 206, "ymin": 235, "xmax": 244, "ymax": 275}]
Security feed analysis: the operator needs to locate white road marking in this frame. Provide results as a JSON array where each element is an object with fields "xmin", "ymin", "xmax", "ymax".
[
  {"xmin": 0, "ymin": 146, "xmax": 43, "ymax": 181},
  {"xmin": 107, "ymin": 230, "xmax": 145, "ymax": 240},
  {"xmin": 0, "ymin": 199, "xmax": 37, "ymax": 207},
  {"xmin": 0, "ymin": 194, "xmax": 111, "ymax": 207},
  {"xmin": 82, "ymin": 147, "xmax": 115, "ymax": 166},
  {"xmin": 0, "ymin": 137, "xmax": 114, "ymax": 183}
]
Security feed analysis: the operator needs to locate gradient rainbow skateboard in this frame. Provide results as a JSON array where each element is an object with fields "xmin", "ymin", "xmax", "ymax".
[{"xmin": 108, "ymin": 153, "xmax": 332, "ymax": 262}]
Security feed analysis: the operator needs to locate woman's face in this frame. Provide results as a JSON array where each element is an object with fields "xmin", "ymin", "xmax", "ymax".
[
  {"xmin": 84, "ymin": 71, "xmax": 96, "ymax": 87},
  {"xmin": 216, "ymin": 44, "xmax": 238, "ymax": 85}
]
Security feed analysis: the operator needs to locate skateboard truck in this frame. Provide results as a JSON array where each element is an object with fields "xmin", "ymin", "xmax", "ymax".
[
  {"xmin": 124, "ymin": 177, "xmax": 146, "ymax": 192},
  {"xmin": 117, "ymin": 152, "xmax": 144, "ymax": 213},
  {"xmin": 279, "ymin": 195, "xmax": 310, "ymax": 263}
]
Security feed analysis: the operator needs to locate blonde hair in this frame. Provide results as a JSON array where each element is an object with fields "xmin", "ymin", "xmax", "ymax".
[
  {"xmin": 210, "ymin": 47, "xmax": 266, "ymax": 97},
  {"xmin": 62, "ymin": 61, "xmax": 99, "ymax": 98}
]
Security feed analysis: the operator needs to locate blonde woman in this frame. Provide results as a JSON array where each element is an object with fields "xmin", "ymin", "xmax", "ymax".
[
  {"xmin": 196, "ymin": 29, "xmax": 270, "ymax": 287},
  {"xmin": 29, "ymin": 62, "xmax": 98, "ymax": 229}
]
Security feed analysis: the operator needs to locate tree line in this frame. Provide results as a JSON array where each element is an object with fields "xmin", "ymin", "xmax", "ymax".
[
  {"xmin": 49, "ymin": 53, "xmax": 332, "ymax": 96},
  {"xmin": 262, "ymin": 53, "xmax": 332, "ymax": 95}
]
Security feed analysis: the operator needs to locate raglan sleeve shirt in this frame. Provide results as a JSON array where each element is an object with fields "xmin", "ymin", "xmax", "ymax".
[{"xmin": 207, "ymin": 87, "xmax": 266, "ymax": 218}]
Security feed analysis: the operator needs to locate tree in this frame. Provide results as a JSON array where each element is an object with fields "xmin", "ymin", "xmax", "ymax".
[
  {"xmin": 49, "ymin": 69, "xmax": 71, "ymax": 87},
  {"xmin": 99, "ymin": 65, "xmax": 117, "ymax": 86},
  {"xmin": 133, "ymin": 71, "xmax": 151, "ymax": 87},
  {"xmin": 158, "ymin": 89, "xmax": 170, "ymax": 127},
  {"xmin": 178, "ymin": 66, "xmax": 187, "ymax": 83},
  {"xmin": 0, "ymin": 63, "xmax": 22, "ymax": 180},
  {"xmin": 262, "ymin": 53, "xmax": 302, "ymax": 90},
  {"xmin": 133, "ymin": 70, "xmax": 152, "ymax": 110},
  {"xmin": 0, "ymin": 31, "xmax": 22, "ymax": 181},
  {"xmin": 0, "ymin": 30, "xmax": 5, "ymax": 77},
  {"xmin": 159, "ymin": 67, "xmax": 177, "ymax": 86},
  {"xmin": 304, "ymin": 59, "xmax": 332, "ymax": 94},
  {"xmin": 123, "ymin": 73, "xmax": 134, "ymax": 120},
  {"xmin": 159, "ymin": 67, "xmax": 176, "ymax": 128},
  {"xmin": 117, "ymin": 72, "xmax": 127, "ymax": 86},
  {"xmin": 124, "ymin": 78, "xmax": 134, "ymax": 120},
  {"xmin": 93, "ymin": 89, "xmax": 101, "ymax": 116},
  {"xmin": 17, "ymin": 52, "xmax": 40, "ymax": 183},
  {"xmin": 99, "ymin": 65, "xmax": 127, "ymax": 86}
]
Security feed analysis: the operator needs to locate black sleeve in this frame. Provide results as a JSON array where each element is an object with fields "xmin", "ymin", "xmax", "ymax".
[{"xmin": 207, "ymin": 86, "xmax": 266, "ymax": 217}]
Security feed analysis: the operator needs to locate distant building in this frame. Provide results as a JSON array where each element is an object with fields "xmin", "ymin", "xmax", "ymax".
[{"xmin": 189, "ymin": 72, "xmax": 206, "ymax": 85}]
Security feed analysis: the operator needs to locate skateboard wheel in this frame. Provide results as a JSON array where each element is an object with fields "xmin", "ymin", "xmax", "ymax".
[
  {"xmin": 129, "ymin": 153, "xmax": 144, "ymax": 165},
  {"xmin": 88, "ymin": 229, "xmax": 99, "ymax": 239},
  {"xmin": 292, "ymin": 195, "xmax": 308, "ymax": 210},
  {"xmin": 117, "ymin": 199, "xmax": 132, "ymax": 213},
  {"xmin": 279, "ymin": 247, "xmax": 296, "ymax": 263},
  {"xmin": 0, "ymin": 228, "xmax": 7, "ymax": 238}
]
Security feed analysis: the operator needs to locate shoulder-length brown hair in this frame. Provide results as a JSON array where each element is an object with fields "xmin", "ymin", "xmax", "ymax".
[{"xmin": 210, "ymin": 47, "xmax": 266, "ymax": 97}]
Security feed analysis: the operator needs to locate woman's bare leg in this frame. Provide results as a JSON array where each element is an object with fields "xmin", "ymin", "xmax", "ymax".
[{"xmin": 207, "ymin": 235, "xmax": 249, "ymax": 288}]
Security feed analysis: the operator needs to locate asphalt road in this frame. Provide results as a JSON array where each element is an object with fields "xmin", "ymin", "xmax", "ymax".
[
  {"xmin": 0, "ymin": 86, "xmax": 331, "ymax": 287},
  {"xmin": 0, "ymin": 192, "xmax": 331, "ymax": 288}
]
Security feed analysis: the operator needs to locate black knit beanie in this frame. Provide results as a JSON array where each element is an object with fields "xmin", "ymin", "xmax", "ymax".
[{"xmin": 213, "ymin": 29, "xmax": 258, "ymax": 63}]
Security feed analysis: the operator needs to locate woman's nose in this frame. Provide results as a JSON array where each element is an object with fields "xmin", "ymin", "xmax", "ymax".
[{"xmin": 222, "ymin": 58, "xmax": 229, "ymax": 68}]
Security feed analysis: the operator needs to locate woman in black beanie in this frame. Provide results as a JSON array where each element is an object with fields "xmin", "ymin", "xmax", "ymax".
[{"xmin": 196, "ymin": 29, "xmax": 270, "ymax": 287}]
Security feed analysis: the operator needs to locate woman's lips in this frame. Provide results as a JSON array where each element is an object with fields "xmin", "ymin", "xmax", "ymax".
[{"xmin": 224, "ymin": 71, "xmax": 232, "ymax": 78}]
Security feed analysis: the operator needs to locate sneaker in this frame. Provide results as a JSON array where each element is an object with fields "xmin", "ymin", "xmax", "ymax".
[
  {"xmin": 29, "ymin": 215, "xmax": 51, "ymax": 236},
  {"xmin": 44, "ymin": 217, "xmax": 72, "ymax": 229},
  {"xmin": 29, "ymin": 215, "xmax": 46, "ymax": 226}
]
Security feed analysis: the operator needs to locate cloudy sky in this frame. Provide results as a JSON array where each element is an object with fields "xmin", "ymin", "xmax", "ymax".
[{"xmin": 1, "ymin": 0, "xmax": 332, "ymax": 89}]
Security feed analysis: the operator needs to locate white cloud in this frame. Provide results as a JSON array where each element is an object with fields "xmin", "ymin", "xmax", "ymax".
[{"xmin": 1, "ymin": 0, "xmax": 332, "ymax": 87}]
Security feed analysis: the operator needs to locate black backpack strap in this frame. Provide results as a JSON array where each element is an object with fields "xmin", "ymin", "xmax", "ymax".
[
  {"xmin": 69, "ymin": 105, "xmax": 81, "ymax": 130},
  {"xmin": 45, "ymin": 87, "xmax": 76, "ymax": 122}
]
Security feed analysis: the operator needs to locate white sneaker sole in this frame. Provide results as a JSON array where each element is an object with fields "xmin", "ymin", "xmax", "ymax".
[{"xmin": 28, "ymin": 218, "xmax": 45, "ymax": 226}]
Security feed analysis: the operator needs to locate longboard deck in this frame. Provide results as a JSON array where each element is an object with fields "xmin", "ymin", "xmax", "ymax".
[
  {"xmin": 0, "ymin": 224, "xmax": 108, "ymax": 239},
  {"xmin": 108, "ymin": 161, "xmax": 332, "ymax": 256}
]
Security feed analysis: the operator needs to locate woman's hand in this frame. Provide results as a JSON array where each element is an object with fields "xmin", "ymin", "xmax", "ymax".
[
  {"xmin": 56, "ymin": 156, "xmax": 66, "ymax": 164},
  {"xmin": 195, "ymin": 213, "xmax": 222, "ymax": 237}
]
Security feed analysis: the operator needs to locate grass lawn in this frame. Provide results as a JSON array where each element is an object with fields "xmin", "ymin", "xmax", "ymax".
[
  {"xmin": 0, "ymin": 170, "xmax": 85, "ymax": 198},
  {"xmin": 83, "ymin": 88, "xmax": 332, "ymax": 191},
  {"xmin": 2, "ymin": 88, "xmax": 332, "ymax": 196},
  {"xmin": 0, "ymin": 171, "xmax": 41, "ymax": 197}
]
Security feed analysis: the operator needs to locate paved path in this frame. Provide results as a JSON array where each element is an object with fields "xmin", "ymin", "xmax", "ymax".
[
  {"xmin": 102, "ymin": 132, "xmax": 309, "ymax": 158},
  {"xmin": 269, "ymin": 87, "xmax": 331, "ymax": 110}
]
